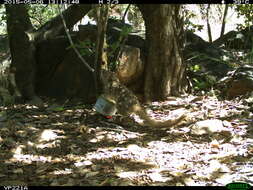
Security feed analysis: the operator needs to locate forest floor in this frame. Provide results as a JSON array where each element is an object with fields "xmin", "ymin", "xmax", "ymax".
[{"xmin": 0, "ymin": 94, "xmax": 252, "ymax": 186}]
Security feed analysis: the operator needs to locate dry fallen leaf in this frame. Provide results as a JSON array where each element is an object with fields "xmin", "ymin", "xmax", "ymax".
[
  {"xmin": 210, "ymin": 139, "xmax": 220, "ymax": 149},
  {"xmin": 85, "ymin": 171, "xmax": 100, "ymax": 178}
]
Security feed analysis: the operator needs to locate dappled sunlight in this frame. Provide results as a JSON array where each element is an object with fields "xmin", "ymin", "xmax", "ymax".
[
  {"xmin": 51, "ymin": 168, "xmax": 73, "ymax": 175},
  {"xmin": 117, "ymin": 169, "xmax": 171, "ymax": 183},
  {"xmin": 39, "ymin": 129, "xmax": 65, "ymax": 142},
  {"xmin": 11, "ymin": 154, "xmax": 52, "ymax": 164},
  {"xmin": 88, "ymin": 129, "xmax": 142, "ymax": 143},
  {"xmin": 0, "ymin": 95, "xmax": 252, "ymax": 185},
  {"xmin": 1, "ymin": 3, "xmax": 253, "ymax": 186}
]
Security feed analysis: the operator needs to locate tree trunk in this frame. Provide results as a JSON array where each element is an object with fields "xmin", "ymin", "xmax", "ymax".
[
  {"xmin": 206, "ymin": 4, "xmax": 212, "ymax": 43},
  {"xmin": 94, "ymin": 5, "xmax": 109, "ymax": 96},
  {"xmin": 220, "ymin": 4, "xmax": 229, "ymax": 38},
  {"xmin": 5, "ymin": 5, "xmax": 37, "ymax": 101},
  {"xmin": 138, "ymin": 4, "xmax": 186, "ymax": 102}
]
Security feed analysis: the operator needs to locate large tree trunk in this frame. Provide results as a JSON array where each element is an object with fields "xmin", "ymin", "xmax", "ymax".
[
  {"xmin": 5, "ymin": 5, "xmax": 37, "ymax": 101},
  {"xmin": 138, "ymin": 4, "xmax": 186, "ymax": 102}
]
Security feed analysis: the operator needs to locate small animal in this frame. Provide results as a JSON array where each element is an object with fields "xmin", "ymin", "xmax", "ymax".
[{"xmin": 100, "ymin": 69, "xmax": 186, "ymax": 127}]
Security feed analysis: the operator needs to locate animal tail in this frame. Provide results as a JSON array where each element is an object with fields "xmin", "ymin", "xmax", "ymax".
[{"xmin": 136, "ymin": 109, "xmax": 186, "ymax": 127}]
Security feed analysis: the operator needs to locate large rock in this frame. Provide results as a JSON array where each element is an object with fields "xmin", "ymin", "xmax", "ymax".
[
  {"xmin": 35, "ymin": 33, "xmax": 96, "ymax": 102},
  {"xmin": 226, "ymin": 65, "xmax": 253, "ymax": 98},
  {"xmin": 190, "ymin": 119, "xmax": 229, "ymax": 135},
  {"xmin": 35, "ymin": 25, "xmax": 145, "ymax": 102},
  {"xmin": 34, "ymin": 20, "xmax": 146, "ymax": 102},
  {"xmin": 116, "ymin": 45, "xmax": 143, "ymax": 85},
  {"xmin": 184, "ymin": 31, "xmax": 232, "ymax": 80},
  {"xmin": 213, "ymin": 25, "xmax": 253, "ymax": 50}
]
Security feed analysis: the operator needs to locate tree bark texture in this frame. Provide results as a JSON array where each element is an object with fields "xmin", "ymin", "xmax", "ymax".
[
  {"xmin": 94, "ymin": 5, "xmax": 109, "ymax": 96},
  {"xmin": 220, "ymin": 4, "xmax": 229, "ymax": 38},
  {"xmin": 206, "ymin": 4, "xmax": 212, "ymax": 43},
  {"xmin": 5, "ymin": 5, "xmax": 36, "ymax": 100},
  {"xmin": 138, "ymin": 4, "xmax": 186, "ymax": 102}
]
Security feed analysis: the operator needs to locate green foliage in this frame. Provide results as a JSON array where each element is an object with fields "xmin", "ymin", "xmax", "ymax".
[
  {"xmin": 50, "ymin": 106, "xmax": 65, "ymax": 112},
  {"xmin": 108, "ymin": 60, "xmax": 120, "ymax": 71},
  {"xmin": 0, "ymin": 5, "xmax": 58, "ymax": 34},
  {"xmin": 120, "ymin": 25, "xmax": 132, "ymax": 36},
  {"xmin": 198, "ymin": 4, "xmax": 224, "ymax": 23},
  {"xmin": 67, "ymin": 40, "xmax": 96, "ymax": 57},
  {"xmin": 78, "ymin": 40, "xmax": 95, "ymax": 56},
  {"xmin": 187, "ymin": 53, "xmax": 224, "ymax": 92},
  {"xmin": 190, "ymin": 64, "xmax": 215, "ymax": 91},
  {"xmin": 183, "ymin": 5, "xmax": 228, "ymax": 33},
  {"xmin": 188, "ymin": 52, "xmax": 229, "ymax": 66},
  {"xmin": 126, "ymin": 5, "xmax": 143, "ymax": 30},
  {"xmin": 182, "ymin": 6, "xmax": 204, "ymax": 32},
  {"xmin": 0, "ymin": 6, "xmax": 6, "ymax": 34},
  {"xmin": 107, "ymin": 25, "xmax": 132, "ymax": 70},
  {"xmin": 192, "ymin": 75, "xmax": 216, "ymax": 91},
  {"xmin": 28, "ymin": 5, "xmax": 58, "ymax": 29},
  {"xmin": 232, "ymin": 4, "xmax": 253, "ymax": 62},
  {"xmin": 193, "ymin": 78, "xmax": 207, "ymax": 90},
  {"xmin": 108, "ymin": 25, "xmax": 132, "ymax": 55},
  {"xmin": 244, "ymin": 40, "xmax": 253, "ymax": 63},
  {"xmin": 249, "ymin": 41, "xmax": 253, "ymax": 63},
  {"xmin": 235, "ymin": 4, "xmax": 253, "ymax": 30},
  {"xmin": 190, "ymin": 64, "xmax": 201, "ymax": 72}
]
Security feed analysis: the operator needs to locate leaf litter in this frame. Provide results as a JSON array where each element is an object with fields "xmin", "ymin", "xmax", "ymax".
[{"xmin": 0, "ymin": 95, "xmax": 252, "ymax": 186}]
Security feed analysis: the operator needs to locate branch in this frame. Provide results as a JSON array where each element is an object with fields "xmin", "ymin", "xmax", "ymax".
[
  {"xmin": 30, "ymin": 5, "xmax": 92, "ymax": 42},
  {"xmin": 57, "ymin": 5, "xmax": 94, "ymax": 73},
  {"xmin": 122, "ymin": 4, "xmax": 131, "ymax": 23}
]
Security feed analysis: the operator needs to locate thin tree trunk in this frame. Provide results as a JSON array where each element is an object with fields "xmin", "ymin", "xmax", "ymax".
[
  {"xmin": 220, "ymin": 4, "xmax": 229, "ymax": 38},
  {"xmin": 94, "ymin": 5, "xmax": 109, "ymax": 96},
  {"xmin": 207, "ymin": 4, "xmax": 212, "ymax": 43}
]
